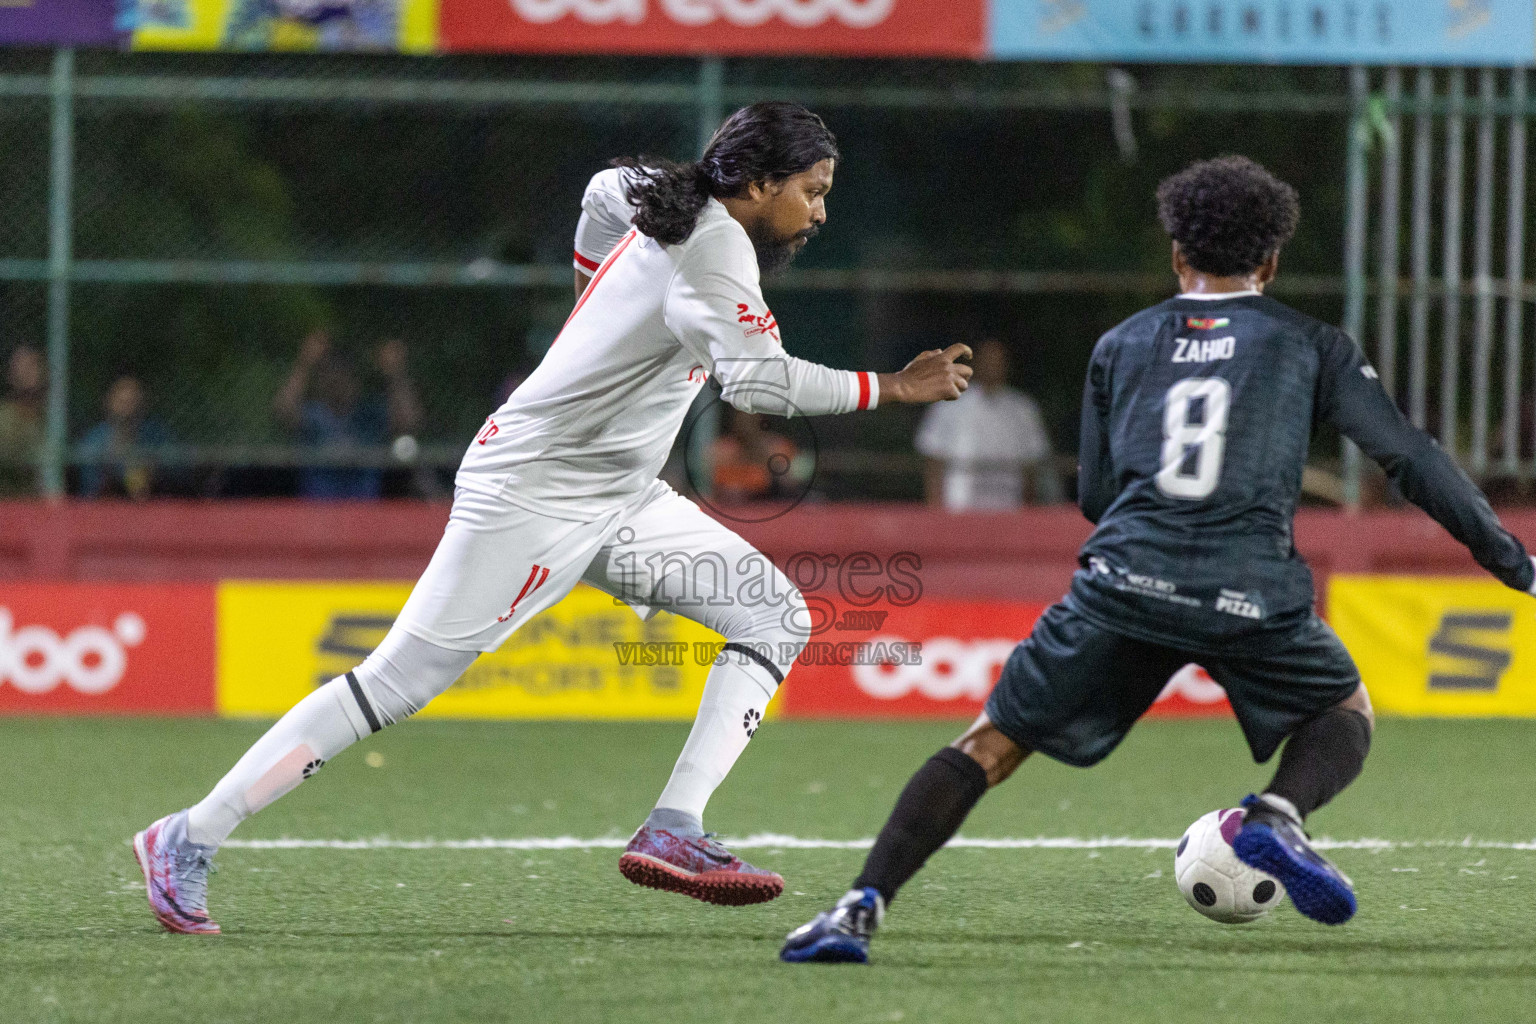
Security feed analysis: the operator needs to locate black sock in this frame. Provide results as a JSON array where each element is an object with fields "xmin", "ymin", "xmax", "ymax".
[
  {"xmin": 1265, "ymin": 708, "xmax": 1372, "ymax": 819},
  {"xmin": 852, "ymin": 747, "xmax": 990, "ymax": 905}
]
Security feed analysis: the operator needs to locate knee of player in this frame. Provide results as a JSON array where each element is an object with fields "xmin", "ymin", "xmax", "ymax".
[
  {"xmin": 773, "ymin": 586, "xmax": 813, "ymax": 655},
  {"xmin": 1337, "ymin": 683, "xmax": 1375, "ymax": 733},
  {"xmin": 351, "ymin": 630, "xmax": 475, "ymax": 727},
  {"xmin": 950, "ymin": 722, "xmax": 1030, "ymax": 788}
]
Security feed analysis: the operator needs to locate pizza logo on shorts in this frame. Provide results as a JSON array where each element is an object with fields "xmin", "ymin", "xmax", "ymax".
[{"xmin": 737, "ymin": 303, "xmax": 780, "ymax": 342}]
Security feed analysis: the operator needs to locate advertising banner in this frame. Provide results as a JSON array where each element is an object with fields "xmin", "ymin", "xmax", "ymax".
[
  {"xmin": 992, "ymin": 0, "xmax": 1536, "ymax": 66},
  {"xmin": 1330, "ymin": 575, "xmax": 1536, "ymax": 716},
  {"xmin": 0, "ymin": 584, "xmax": 216, "ymax": 714},
  {"xmin": 439, "ymin": 0, "xmax": 985, "ymax": 57},
  {"xmin": 778, "ymin": 597, "xmax": 1232, "ymax": 719},
  {"xmin": 118, "ymin": 0, "xmax": 438, "ymax": 52},
  {"xmin": 0, "ymin": 0, "xmax": 119, "ymax": 47},
  {"xmin": 217, "ymin": 580, "xmax": 726, "ymax": 719},
  {"xmin": 215, "ymin": 581, "xmax": 1231, "ymax": 721}
]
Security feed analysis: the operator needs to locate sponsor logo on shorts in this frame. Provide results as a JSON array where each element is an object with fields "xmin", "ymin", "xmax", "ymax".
[
  {"xmin": 742, "ymin": 708, "xmax": 762, "ymax": 736},
  {"xmin": 1215, "ymin": 589, "xmax": 1264, "ymax": 620},
  {"xmin": 1115, "ymin": 569, "xmax": 1202, "ymax": 608}
]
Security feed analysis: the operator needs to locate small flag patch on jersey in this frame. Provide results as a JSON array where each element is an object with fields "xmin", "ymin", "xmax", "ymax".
[{"xmin": 1185, "ymin": 317, "xmax": 1230, "ymax": 330}]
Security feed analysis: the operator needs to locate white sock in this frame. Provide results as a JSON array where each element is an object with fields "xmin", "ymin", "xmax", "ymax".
[
  {"xmin": 1258, "ymin": 793, "xmax": 1304, "ymax": 825},
  {"xmin": 184, "ymin": 630, "xmax": 476, "ymax": 848},
  {"xmin": 185, "ymin": 676, "xmax": 374, "ymax": 847},
  {"xmin": 653, "ymin": 650, "xmax": 779, "ymax": 824}
]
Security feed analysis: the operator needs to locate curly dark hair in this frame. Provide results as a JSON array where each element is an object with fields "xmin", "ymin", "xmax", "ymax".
[
  {"xmin": 1156, "ymin": 156, "xmax": 1300, "ymax": 277},
  {"xmin": 613, "ymin": 102, "xmax": 839, "ymax": 246}
]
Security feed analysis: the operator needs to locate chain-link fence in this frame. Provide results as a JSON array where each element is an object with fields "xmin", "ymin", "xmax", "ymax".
[{"xmin": 0, "ymin": 52, "xmax": 1415, "ymax": 503}]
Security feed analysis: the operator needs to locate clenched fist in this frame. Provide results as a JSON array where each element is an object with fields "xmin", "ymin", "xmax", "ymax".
[{"xmin": 879, "ymin": 344, "xmax": 974, "ymax": 404}]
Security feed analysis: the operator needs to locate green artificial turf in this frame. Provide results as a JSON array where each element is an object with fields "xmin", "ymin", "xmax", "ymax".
[{"xmin": 3, "ymin": 717, "xmax": 1534, "ymax": 1023}]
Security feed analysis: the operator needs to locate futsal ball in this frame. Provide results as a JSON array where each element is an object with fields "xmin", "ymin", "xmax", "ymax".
[{"xmin": 1174, "ymin": 808, "xmax": 1285, "ymax": 923}]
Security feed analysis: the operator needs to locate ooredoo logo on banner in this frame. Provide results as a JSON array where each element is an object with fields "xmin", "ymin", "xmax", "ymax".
[
  {"xmin": 0, "ymin": 584, "xmax": 216, "ymax": 714},
  {"xmin": 779, "ymin": 598, "xmax": 1231, "ymax": 719},
  {"xmin": 440, "ymin": 0, "xmax": 984, "ymax": 57}
]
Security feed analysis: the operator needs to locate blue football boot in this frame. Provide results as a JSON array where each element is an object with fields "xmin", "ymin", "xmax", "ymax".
[
  {"xmin": 1232, "ymin": 793, "xmax": 1357, "ymax": 925},
  {"xmin": 780, "ymin": 887, "xmax": 884, "ymax": 963}
]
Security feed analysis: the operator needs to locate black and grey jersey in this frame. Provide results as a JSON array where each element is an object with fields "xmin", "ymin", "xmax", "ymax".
[{"xmin": 1069, "ymin": 292, "xmax": 1533, "ymax": 653}]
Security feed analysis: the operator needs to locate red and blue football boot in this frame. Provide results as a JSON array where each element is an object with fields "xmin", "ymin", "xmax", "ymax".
[{"xmin": 619, "ymin": 826, "xmax": 783, "ymax": 906}]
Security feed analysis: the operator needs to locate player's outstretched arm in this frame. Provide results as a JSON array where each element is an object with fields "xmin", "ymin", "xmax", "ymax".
[
  {"xmin": 1320, "ymin": 329, "xmax": 1536, "ymax": 594},
  {"xmin": 666, "ymin": 225, "xmax": 969, "ymax": 417},
  {"xmin": 876, "ymin": 345, "xmax": 972, "ymax": 405}
]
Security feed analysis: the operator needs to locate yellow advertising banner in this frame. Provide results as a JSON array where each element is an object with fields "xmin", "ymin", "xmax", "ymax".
[
  {"xmin": 122, "ymin": 0, "xmax": 438, "ymax": 53},
  {"xmin": 216, "ymin": 581, "xmax": 730, "ymax": 720},
  {"xmin": 1329, "ymin": 575, "xmax": 1536, "ymax": 717}
]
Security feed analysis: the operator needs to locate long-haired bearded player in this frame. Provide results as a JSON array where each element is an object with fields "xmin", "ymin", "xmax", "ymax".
[{"xmin": 132, "ymin": 102, "xmax": 973, "ymax": 933}]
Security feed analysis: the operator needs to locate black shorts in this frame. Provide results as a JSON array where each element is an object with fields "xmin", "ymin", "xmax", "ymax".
[{"xmin": 983, "ymin": 598, "xmax": 1361, "ymax": 767}]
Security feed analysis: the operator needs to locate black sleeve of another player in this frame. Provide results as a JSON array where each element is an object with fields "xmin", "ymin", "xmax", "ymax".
[
  {"xmin": 1317, "ymin": 329, "xmax": 1534, "ymax": 592},
  {"xmin": 1077, "ymin": 341, "xmax": 1116, "ymax": 525}
]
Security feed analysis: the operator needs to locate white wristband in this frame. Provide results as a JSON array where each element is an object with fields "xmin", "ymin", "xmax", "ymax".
[{"xmin": 1528, "ymin": 556, "xmax": 1536, "ymax": 595}]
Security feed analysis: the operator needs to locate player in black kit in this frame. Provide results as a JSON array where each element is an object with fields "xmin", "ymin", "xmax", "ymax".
[{"xmin": 782, "ymin": 155, "xmax": 1536, "ymax": 962}]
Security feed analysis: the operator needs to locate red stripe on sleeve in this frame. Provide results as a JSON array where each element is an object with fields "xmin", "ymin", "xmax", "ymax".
[
  {"xmin": 856, "ymin": 371, "xmax": 872, "ymax": 411},
  {"xmin": 573, "ymin": 250, "xmax": 601, "ymax": 272},
  {"xmin": 559, "ymin": 230, "xmax": 637, "ymax": 339}
]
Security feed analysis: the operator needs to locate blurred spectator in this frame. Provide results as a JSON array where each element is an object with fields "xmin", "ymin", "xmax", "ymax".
[
  {"xmin": 275, "ymin": 331, "xmax": 423, "ymax": 500},
  {"xmin": 711, "ymin": 408, "xmax": 804, "ymax": 502},
  {"xmin": 79, "ymin": 374, "xmax": 173, "ymax": 500},
  {"xmin": 915, "ymin": 338, "xmax": 1060, "ymax": 510},
  {"xmin": 0, "ymin": 345, "xmax": 45, "ymax": 496}
]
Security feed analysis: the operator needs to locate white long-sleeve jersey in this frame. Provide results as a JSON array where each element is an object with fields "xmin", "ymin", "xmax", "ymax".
[
  {"xmin": 573, "ymin": 167, "xmax": 639, "ymax": 274},
  {"xmin": 459, "ymin": 190, "xmax": 879, "ymax": 522}
]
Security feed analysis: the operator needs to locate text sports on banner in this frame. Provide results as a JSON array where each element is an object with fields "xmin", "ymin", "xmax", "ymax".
[{"xmin": 217, "ymin": 580, "xmax": 726, "ymax": 720}]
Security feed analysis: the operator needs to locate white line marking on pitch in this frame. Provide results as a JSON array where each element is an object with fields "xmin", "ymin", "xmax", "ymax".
[{"xmin": 221, "ymin": 834, "xmax": 1536, "ymax": 852}]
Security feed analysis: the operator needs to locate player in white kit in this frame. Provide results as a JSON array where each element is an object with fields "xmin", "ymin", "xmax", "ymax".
[{"xmin": 132, "ymin": 102, "xmax": 973, "ymax": 933}]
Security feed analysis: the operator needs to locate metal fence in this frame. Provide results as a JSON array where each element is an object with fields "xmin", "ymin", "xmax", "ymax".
[
  {"xmin": 0, "ymin": 51, "xmax": 1483, "ymax": 504},
  {"xmin": 1342, "ymin": 66, "xmax": 1534, "ymax": 505}
]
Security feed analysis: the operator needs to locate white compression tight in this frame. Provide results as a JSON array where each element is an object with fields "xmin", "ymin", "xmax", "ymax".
[
  {"xmin": 185, "ymin": 628, "xmax": 476, "ymax": 848},
  {"xmin": 185, "ymin": 589, "xmax": 811, "ymax": 848}
]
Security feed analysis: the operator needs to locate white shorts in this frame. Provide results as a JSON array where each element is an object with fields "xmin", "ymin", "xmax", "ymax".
[{"xmin": 396, "ymin": 479, "xmax": 796, "ymax": 653}]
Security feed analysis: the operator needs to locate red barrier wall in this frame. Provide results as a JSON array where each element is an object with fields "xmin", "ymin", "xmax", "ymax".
[{"xmin": 1, "ymin": 501, "xmax": 1532, "ymax": 601}]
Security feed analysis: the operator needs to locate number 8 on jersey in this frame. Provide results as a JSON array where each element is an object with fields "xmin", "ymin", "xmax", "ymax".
[{"xmin": 1157, "ymin": 378, "xmax": 1231, "ymax": 500}]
